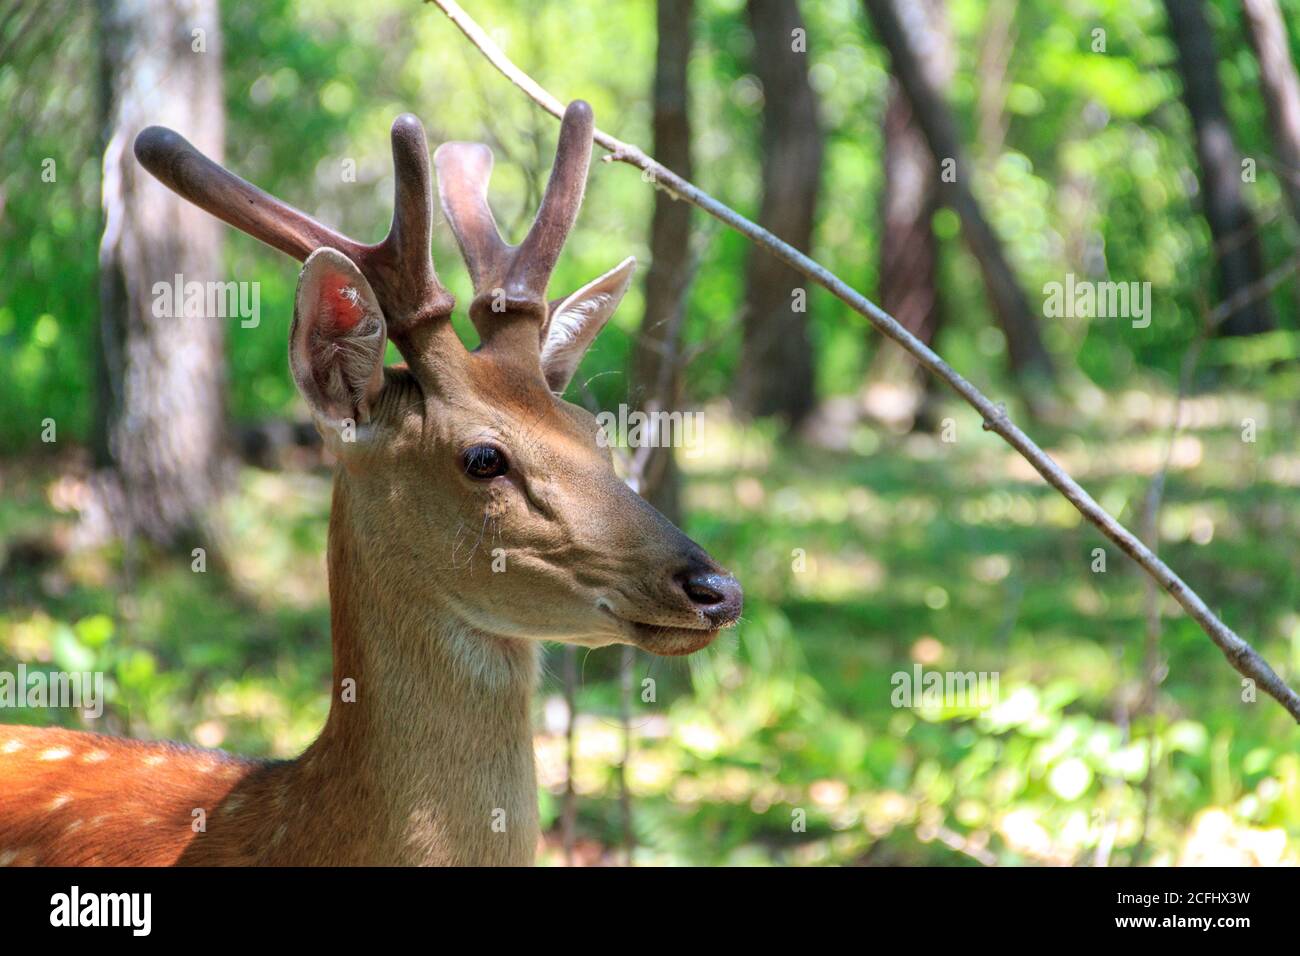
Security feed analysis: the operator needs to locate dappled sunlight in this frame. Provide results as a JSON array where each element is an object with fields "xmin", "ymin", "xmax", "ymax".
[
  {"xmin": 1004, "ymin": 434, "xmax": 1205, "ymax": 484},
  {"xmin": 1177, "ymin": 809, "xmax": 1292, "ymax": 866},
  {"xmin": 790, "ymin": 549, "xmax": 888, "ymax": 601},
  {"xmin": 224, "ymin": 470, "xmax": 332, "ymax": 610}
]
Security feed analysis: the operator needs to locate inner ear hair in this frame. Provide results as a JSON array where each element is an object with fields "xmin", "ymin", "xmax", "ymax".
[
  {"xmin": 290, "ymin": 247, "xmax": 389, "ymax": 431},
  {"xmin": 311, "ymin": 312, "xmax": 385, "ymax": 421}
]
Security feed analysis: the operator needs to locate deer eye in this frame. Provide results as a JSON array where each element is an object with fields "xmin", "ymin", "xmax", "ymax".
[{"xmin": 462, "ymin": 444, "xmax": 509, "ymax": 480}]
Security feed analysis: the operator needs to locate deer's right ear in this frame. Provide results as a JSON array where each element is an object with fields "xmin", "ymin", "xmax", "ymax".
[{"xmin": 290, "ymin": 248, "xmax": 388, "ymax": 439}]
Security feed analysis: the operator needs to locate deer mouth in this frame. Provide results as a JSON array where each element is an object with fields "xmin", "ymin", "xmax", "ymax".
[
  {"xmin": 626, "ymin": 620, "xmax": 721, "ymax": 656},
  {"xmin": 597, "ymin": 605, "xmax": 723, "ymax": 656}
]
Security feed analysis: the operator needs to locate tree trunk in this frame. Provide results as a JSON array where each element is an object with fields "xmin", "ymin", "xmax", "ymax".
[
  {"xmin": 870, "ymin": 0, "xmax": 953, "ymax": 414},
  {"xmin": 631, "ymin": 0, "xmax": 696, "ymax": 523},
  {"xmin": 1241, "ymin": 0, "xmax": 1300, "ymax": 228},
  {"xmin": 736, "ymin": 0, "xmax": 824, "ymax": 426},
  {"xmin": 1163, "ymin": 0, "xmax": 1275, "ymax": 336},
  {"xmin": 863, "ymin": 0, "xmax": 1055, "ymax": 384},
  {"xmin": 974, "ymin": 0, "xmax": 1015, "ymax": 161},
  {"xmin": 879, "ymin": 85, "xmax": 943, "ymax": 355},
  {"xmin": 94, "ymin": 0, "xmax": 228, "ymax": 549}
]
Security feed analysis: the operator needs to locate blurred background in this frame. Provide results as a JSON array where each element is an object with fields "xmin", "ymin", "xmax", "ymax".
[{"xmin": 2, "ymin": 0, "xmax": 1299, "ymax": 865}]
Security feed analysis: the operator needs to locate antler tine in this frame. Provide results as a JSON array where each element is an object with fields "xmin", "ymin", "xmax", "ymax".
[
  {"xmin": 433, "ymin": 141, "xmax": 512, "ymax": 293},
  {"xmin": 509, "ymin": 100, "xmax": 593, "ymax": 302},
  {"xmin": 134, "ymin": 126, "xmax": 366, "ymax": 264},
  {"xmin": 433, "ymin": 101, "xmax": 595, "ymax": 350},
  {"xmin": 385, "ymin": 115, "xmax": 434, "ymax": 266},
  {"xmin": 134, "ymin": 118, "xmax": 456, "ymax": 344},
  {"xmin": 369, "ymin": 114, "xmax": 456, "ymax": 336}
]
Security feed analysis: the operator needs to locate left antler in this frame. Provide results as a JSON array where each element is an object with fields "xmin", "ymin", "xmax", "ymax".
[{"xmin": 133, "ymin": 115, "xmax": 455, "ymax": 349}]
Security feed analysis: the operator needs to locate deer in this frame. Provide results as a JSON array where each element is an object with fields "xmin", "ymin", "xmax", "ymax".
[{"xmin": 0, "ymin": 101, "xmax": 742, "ymax": 866}]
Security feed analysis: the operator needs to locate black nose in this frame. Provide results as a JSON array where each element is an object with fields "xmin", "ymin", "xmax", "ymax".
[{"xmin": 675, "ymin": 567, "xmax": 744, "ymax": 627}]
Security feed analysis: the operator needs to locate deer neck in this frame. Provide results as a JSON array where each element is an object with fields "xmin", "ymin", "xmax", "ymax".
[{"xmin": 281, "ymin": 484, "xmax": 541, "ymax": 866}]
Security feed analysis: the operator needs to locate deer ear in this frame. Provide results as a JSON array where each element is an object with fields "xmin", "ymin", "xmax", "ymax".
[
  {"xmin": 541, "ymin": 256, "xmax": 636, "ymax": 393},
  {"xmin": 290, "ymin": 248, "xmax": 388, "ymax": 436}
]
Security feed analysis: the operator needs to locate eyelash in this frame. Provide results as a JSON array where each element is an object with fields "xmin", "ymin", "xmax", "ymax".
[{"xmin": 462, "ymin": 444, "xmax": 509, "ymax": 480}]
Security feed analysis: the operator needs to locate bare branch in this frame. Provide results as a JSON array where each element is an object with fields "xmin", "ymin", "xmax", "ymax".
[
  {"xmin": 1208, "ymin": 252, "xmax": 1300, "ymax": 327},
  {"xmin": 424, "ymin": 0, "xmax": 1300, "ymax": 722}
]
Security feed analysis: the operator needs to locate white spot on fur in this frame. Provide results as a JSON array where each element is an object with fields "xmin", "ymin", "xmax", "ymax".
[
  {"xmin": 0, "ymin": 850, "xmax": 15, "ymax": 866},
  {"xmin": 48, "ymin": 794, "xmax": 72, "ymax": 810},
  {"xmin": 83, "ymin": 750, "xmax": 109, "ymax": 763},
  {"xmin": 143, "ymin": 754, "xmax": 166, "ymax": 766},
  {"xmin": 65, "ymin": 820, "xmax": 83, "ymax": 834},
  {"xmin": 2, "ymin": 740, "xmax": 22, "ymax": 754},
  {"xmin": 39, "ymin": 747, "xmax": 71, "ymax": 761}
]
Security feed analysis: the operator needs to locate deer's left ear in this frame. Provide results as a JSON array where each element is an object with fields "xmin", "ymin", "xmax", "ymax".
[
  {"xmin": 541, "ymin": 256, "xmax": 636, "ymax": 393},
  {"xmin": 290, "ymin": 248, "xmax": 388, "ymax": 440}
]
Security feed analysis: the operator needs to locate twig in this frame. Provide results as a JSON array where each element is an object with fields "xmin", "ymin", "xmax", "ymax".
[
  {"xmin": 1208, "ymin": 251, "xmax": 1300, "ymax": 327},
  {"xmin": 932, "ymin": 824, "xmax": 998, "ymax": 867},
  {"xmin": 1131, "ymin": 304, "xmax": 1209, "ymax": 863},
  {"xmin": 619, "ymin": 643, "xmax": 634, "ymax": 865},
  {"xmin": 424, "ymin": 0, "xmax": 1300, "ymax": 723},
  {"xmin": 1132, "ymin": 280, "xmax": 1251, "ymax": 861},
  {"xmin": 561, "ymin": 643, "xmax": 577, "ymax": 866}
]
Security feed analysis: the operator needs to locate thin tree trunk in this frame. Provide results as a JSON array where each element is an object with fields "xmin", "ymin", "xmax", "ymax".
[
  {"xmin": 619, "ymin": 643, "xmax": 634, "ymax": 865},
  {"xmin": 631, "ymin": 0, "xmax": 695, "ymax": 523},
  {"xmin": 736, "ymin": 0, "xmax": 824, "ymax": 426},
  {"xmin": 94, "ymin": 0, "xmax": 228, "ymax": 550},
  {"xmin": 1163, "ymin": 0, "xmax": 1275, "ymax": 336},
  {"xmin": 974, "ymin": 0, "xmax": 1014, "ymax": 161},
  {"xmin": 560, "ymin": 643, "xmax": 577, "ymax": 865},
  {"xmin": 871, "ymin": 0, "xmax": 953, "ymax": 410},
  {"xmin": 1242, "ymin": 0, "xmax": 1300, "ymax": 228},
  {"xmin": 878, "ymin": 85, "xmax": 943, "ymax": 355},
  {"xmin": 863, "ymin": 0, "xmax": 1055, "ymax": 384}
]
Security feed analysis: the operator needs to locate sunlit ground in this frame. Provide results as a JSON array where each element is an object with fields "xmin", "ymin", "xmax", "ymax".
[{"xmin": 2, "ymin": 381, "xmax": 1298, "ymax": 865}]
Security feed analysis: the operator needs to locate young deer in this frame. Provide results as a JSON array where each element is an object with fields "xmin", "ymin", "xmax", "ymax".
[{"xmin": 0, "ymin": 102, "xmax": 741, "ymax": 866}]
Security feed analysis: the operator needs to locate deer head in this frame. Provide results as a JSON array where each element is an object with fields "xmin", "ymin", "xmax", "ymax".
[{"xmin": 133, "ymin": 102, "xmax": 741, "ymax": 657}]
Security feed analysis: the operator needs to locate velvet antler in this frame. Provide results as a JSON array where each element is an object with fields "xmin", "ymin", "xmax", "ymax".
[
  {"xmin": 133, "ymin": 115, "xmax": 455, "ymax": 358},
  {"xmin": 433, "ymin": 100, "xmax": 594, "ymax": 355}
]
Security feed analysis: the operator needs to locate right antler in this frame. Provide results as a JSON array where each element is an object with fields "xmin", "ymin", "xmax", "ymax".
[
  {"xmin": 133, "ymin": 115, "xmax": 455, "ymax": 352},
  {"xmin": 434, "ymin": 100, "xmax": 594, "ymax": 353}
]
